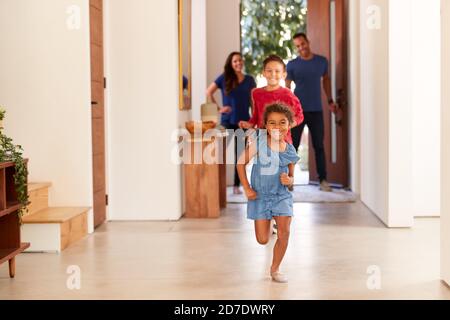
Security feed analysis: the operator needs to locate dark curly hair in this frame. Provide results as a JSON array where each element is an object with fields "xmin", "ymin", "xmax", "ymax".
[{"xmin": 263, "ymin": 103, "xmax": 294, "ymax": 127}]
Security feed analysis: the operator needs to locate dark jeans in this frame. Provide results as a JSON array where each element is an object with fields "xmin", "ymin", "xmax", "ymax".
[
  {"xmin": 291, "ymin": 112, "xmax": 327, "ymax": 182},
  {"xmin": 224, "ymin": 124, "xmax": 245, "ymax": 187}
]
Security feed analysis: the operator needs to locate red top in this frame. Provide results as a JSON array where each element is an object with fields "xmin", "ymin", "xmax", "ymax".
[{"xmin": 249, "ymin": 87, "xmax": 304, "ymax": 144}]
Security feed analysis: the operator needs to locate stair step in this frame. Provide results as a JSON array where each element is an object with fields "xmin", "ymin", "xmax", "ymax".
[
  {"xmin": 21, "ymin": 207, "xmax": 90, "ymax": 252},
  {"xmin": 26, "ymin": 182, "xmax": 52, "ymax": 217},
  {"xmin": 22, "ymin": 207, "xmax": 89, "ymax": 224},
  {"xmin": 28, "ymin": 182, "xmax": 52, "ymax": 193}
]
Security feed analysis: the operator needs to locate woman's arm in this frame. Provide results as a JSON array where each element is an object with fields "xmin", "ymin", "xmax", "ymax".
[
  {"xmin": 206, "ymin": 82, "xmax": 219, "ymax": 104},
  {"xmin": 237, "ymin": 141, "xmax": 258, "ymax": 200},
  {"xmin": 206, "ymin": 82, "xmax": 232, "ymax": 114}
]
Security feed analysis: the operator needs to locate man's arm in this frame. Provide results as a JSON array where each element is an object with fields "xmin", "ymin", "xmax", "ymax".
[
  {"xmin": 322, "ymin": 73, "xmax": 333, "ymax": 103},
  {"xmin": 322, "ymin": 73, "xmax": 338, "ymax": 113}
]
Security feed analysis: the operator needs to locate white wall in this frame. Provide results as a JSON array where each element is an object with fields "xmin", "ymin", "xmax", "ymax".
[
  {"xmin": 388, "ymin": 0, "xmax": 413, "ymax": 227},
  {"xmin": 359, "ymin": 0, "xmax": 416, "ymax": 227},
  {"xmin": 348, "ymin": 0, "xmax": 361, "ymax": 194},
  {"xmin": 441, "ymin": 0, "xmax": 450, "ymax": 286},
  {"xmin": 411, "ymin": 0, "xmax": 441, "ymax": 217},
  {"xmin": 207, "ymin": 0, "xmax": 241, "ymax": 104},
  {"xmin": 359, "ymin": 0, "xmax": 390, "ymax": 225},
  {"xmin": 0, "ymin": 0, "xmax": 94, "ymax": 230},
  {"xmin": 105, "ymin": 0, "xmax": 182, "ymax": 220},
  {"xmin": 206, "ymin": 0, "xmax": 241, "ymax": 186},
  {"xmin": 191, "ymin": 0, "xmax": 207, "ymax": 121}
]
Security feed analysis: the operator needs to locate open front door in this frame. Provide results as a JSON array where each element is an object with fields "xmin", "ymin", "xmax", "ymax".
[{"xmin": 307, "ymin": 0, "xmax": 349, "ymax": 187}]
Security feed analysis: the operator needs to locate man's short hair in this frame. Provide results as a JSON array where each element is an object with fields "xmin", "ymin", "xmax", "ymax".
[{"xmin": 293, "ymin": 32, "xmax": 309, "ymax": 42}]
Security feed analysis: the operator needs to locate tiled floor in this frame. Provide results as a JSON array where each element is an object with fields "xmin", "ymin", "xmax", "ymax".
[{"xmin": 0, "ymin": 201, "xmax": 449, "ymax": 300}]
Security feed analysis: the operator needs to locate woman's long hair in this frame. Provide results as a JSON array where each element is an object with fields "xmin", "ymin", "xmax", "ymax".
[{"xmin": 224, "ymin": 52, "xmax": 242, "ymax": 95}]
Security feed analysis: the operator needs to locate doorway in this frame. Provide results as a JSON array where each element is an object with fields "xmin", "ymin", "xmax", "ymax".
[
  {"xmin": 307, "ymin": 0, "xmax": 348, "ymax": 188},
  {"xmin": 240, "ymin": 0, "xmax": 349, "ymax": 189}
]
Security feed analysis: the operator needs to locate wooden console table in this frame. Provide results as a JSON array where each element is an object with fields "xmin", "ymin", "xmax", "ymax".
[
  {"xmin": 183, "ymin": 131, "xmax": 227, "ymax": 218},
  {"xmin": 0, "ymin": 161, "xmax": 30, "ymax": 278}
]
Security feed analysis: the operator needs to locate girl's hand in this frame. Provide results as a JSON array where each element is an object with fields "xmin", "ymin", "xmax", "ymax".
[
  {"xmin": 280, "ymin": 173, "xmax": 294, "ymax": 186},
  {"xmin": 239, "ymin": 121, "xmax": 253, "ymax": 129},
  {"xmin": 219, "ymin": 106, "xmax": 232, "ymax": 114},
  {"xmin": 244, "ymin": 187, "xmax": 258, "ymax": 200}
]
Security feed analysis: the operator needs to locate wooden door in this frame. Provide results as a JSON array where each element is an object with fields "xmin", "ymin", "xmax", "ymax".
[
  {"xmin": 307, "ymin": 0, "xmax": 349, "ymax": 187},
  {"xmin": 90, "ymin": 0, "xmax": 107, "ymax": 227}
]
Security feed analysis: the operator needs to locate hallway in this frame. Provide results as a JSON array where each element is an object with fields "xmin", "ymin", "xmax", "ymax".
[{"xmin": 1, "ymin": 202, "xmax": 448, "ymax": 300}]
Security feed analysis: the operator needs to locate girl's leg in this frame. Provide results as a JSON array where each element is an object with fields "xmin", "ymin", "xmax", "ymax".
[
  {"xmin": 270, "ymin": 216, "xmax": 292, "ymax": 274},
  {"xmin": 254, "ymin": 219, "xmax": 272, "ymax": 245}
]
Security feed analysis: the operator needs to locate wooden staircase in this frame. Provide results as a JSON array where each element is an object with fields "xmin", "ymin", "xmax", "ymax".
[{"xmin": 21, "ymin": 183, "xmax": 89, "ymax": 253}]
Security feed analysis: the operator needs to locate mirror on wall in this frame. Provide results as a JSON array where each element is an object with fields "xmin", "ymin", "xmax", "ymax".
[{"xmin": 178, "ymin": 0, "xmax": 191, "ymax": 110}]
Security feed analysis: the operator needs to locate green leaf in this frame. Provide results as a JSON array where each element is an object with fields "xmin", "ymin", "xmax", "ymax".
[
  {"xmin": 241, "ymin": 0, "xmax": 307, "ymax": 77},
  {"xmin": 0, "ymin": 107, "xmax": 29, "ymax": 223}
]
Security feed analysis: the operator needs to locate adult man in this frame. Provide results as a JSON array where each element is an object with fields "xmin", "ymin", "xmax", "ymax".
[{"xmin": 286, "ymin": 32, "xmax": 338, "ymax": 192}]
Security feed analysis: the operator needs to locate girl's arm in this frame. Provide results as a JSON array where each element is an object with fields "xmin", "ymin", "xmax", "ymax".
[
  {"xmin": 248, "ymin": 88, "xmax": 260, "ymax": 127},
  {"xmin": 237, "ymin": 140, "xmax": 258, "ymax": 200},
  {"xmin": 280, "ymin": 163, "xmax": 295, "ymax": 190},
  {"xmin": 288, "ymin": 163, "xmax": 295, "ymax": 191},
  {"xmin": 239, "ymin": 89, "xmax": 258, "ymax": 129},
  {"xmin": 285, "ymin": 79, "xmax": 293, "ymax": 90},
  {"xmin": 288, "ymin": 163, "xmax": 295, "ymax": 181},
  {"xmin": 289, "ymin": 92, "xmax": 304, "ymax": 128}
]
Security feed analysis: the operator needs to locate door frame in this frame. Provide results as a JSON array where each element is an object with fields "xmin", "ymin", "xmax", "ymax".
[
  {"xmin": 238, "ymin": 0, "xmax": 353, "ymax": 189},
  {"xmin": 306, "ymin": 0, "xmax": 349, "ymax": 188},
  {"xmin": 89, "ymin": 0, "xmax": 108, "ymax": 228}
]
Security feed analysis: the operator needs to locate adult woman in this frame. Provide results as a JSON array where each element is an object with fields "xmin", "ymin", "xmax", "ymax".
[{"xmin": 206, "ymin": 52, "xmax": 256, "ymax": 194}]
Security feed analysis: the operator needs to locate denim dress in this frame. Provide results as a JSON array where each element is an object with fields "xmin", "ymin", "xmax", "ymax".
[{"xmin": 247, "ymin": 135, "xmax": 300, "ymax": 220}]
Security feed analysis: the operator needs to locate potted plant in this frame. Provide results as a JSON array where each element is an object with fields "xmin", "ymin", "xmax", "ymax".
[{"xmin": 0, "ymin": 107, "xmax": 29, "ymax": 222}]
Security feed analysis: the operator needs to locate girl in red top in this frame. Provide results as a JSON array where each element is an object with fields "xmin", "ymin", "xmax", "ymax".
[{"xmin": 239, "ymin": 55, "xmax": 304, "ymax": 144}]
